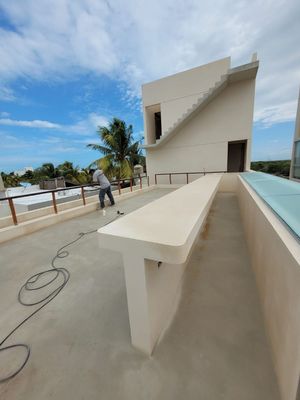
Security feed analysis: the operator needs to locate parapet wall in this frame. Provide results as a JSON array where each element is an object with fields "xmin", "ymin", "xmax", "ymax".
[
  {"xmin": 237, "ymin": 176, "xmax": 300, "ymax": 400},
  {"xmin": 0, "ymin": 186, "xmax": 155, "ymax": 244}
]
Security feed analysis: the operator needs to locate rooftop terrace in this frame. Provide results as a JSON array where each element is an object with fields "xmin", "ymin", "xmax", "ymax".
[{"xmin": 0, "ymin": 187, "xmax": 280, "ymax": 399}]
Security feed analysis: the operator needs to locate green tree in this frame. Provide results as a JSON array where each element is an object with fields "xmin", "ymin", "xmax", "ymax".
[
  {"xmin": 87, "ymin": 118, "xmax": 145, "ymax": 179},
  {"xmin": 34, "ymin": 163, "xmax": 58, "ymax": 181},
  {"xmin": 1, "ymin": 162, "xmax": 92, "ymax": 188},
  {"xmin": 22, "ymin": 170, "xmax": 34, "ymax": 180},
  {"xmin": 57, "ymin": 161, "xmax": 90, "ymax": 185},
  {"xmin": 251, "ymin": 160, "xmax": 291, "ymax": 177},
  {"xmin": 1, "ymin": 172, "xmax": 20, "ymax": 188}
]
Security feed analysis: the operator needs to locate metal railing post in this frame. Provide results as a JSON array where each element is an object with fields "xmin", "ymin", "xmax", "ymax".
[
  {"xmin": 118, "ymin": 180, "xmax": 121, "ymax": 195},
  {"xmin": 186, "ymin": 173, "xmax": 189, "ymax": 184},
  {"xmin": 81, "ymin": 186, "xmax": 86, "ymax": 206},
  {"xmin": 8, "ymin": 198, "xmax": 18, "ymax": 225},
  {"xmin": 139, "ymin": 175, "xmax": 142, "ymax": 189},
  {"xmin": 169, "ymin": 174, "xmax": 172, "ymax": 184},
  {"xmin": 51, "ymin": 192, "xmax": 58, "ymax": 214},
  {"xmin": 130, "ymin": 178, "xmax": 132, "ymax": 192},
  {"xmin": 155, "ymin": 174, "xmax": 157, "ymax": 185}
]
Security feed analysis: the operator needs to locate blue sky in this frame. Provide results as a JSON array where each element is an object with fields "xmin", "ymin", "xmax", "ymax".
[{"xmin": 0, "ymin": 0, "xmax": 299, "ymax": 172}]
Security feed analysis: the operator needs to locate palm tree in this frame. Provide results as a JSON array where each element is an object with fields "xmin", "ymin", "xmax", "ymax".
[
  {"xmin": 87, "ymin": 118, "xmax": 145, "ymax": 179},
  {"xmin": 34, "ymin": 163, "xmax": 58, "ymax": 180},
  {"xmin": 57, "ymin": 161, "xmax": 76, "ymax": 178},
  {"xmin": 57, "ymin": 161, "xmax": 90, "ymax": 185}
]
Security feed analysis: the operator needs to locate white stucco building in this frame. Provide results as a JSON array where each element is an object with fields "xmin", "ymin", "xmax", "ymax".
[
  {"xmin": 290, "ymin": 89, "xmax": 300, "ymax": 181},
  {"xmin": 142, "ymin": 54, "xmax": 258, "ymax": 183},
  {"xmin": 0, "ymin": 174, "xmax": 5, "ymax": 199}
]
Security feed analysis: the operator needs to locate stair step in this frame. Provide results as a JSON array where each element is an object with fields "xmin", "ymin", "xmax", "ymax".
[{"xmin": 156, "ymin": 74, "xmax": 229, "ymax": 146}]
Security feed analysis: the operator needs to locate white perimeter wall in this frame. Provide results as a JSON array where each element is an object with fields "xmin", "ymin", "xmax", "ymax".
[
  {"xmin": 0, "ymin": 175, "xmax": 5, "ymax": 192},
  {"xmin": 237, "ymin": 176, "xmax": 300, "ymax": 400},
  {"xmin": 146, "ymin": 79, "xmax": 255, "ymax": 184},
  {"xmin": 290, "ymin": 90, "xmax": 300, "ymax": 181}
]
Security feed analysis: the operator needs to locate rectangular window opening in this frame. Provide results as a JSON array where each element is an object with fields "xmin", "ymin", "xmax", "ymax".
[{"xmin": 154, "ymin": 112, "xmax": 162, "ymax": 141}]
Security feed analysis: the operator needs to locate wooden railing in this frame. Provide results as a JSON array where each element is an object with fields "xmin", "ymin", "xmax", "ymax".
[
  {"xmin": 0, "ymin": 174, "xmax": 149, "ymax": 226},
  {"xmin": 154, "ymin": 171, "xmax": 227, "ymax": 185}
]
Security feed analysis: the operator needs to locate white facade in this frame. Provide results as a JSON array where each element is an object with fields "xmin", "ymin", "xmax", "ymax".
[
  {"xmin": 0, "ymin": 174, "xmax": 5, "ymax": 199},
  {"xmin": 142, "ymin": 55, "xmax": 258, "ymax": 184},
  {"xmin": 290, "ymin": 89, "xmax": 300, "ymax": 181}
]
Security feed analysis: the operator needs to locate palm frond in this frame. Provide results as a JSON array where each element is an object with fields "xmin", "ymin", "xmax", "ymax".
[
  {"xmin": 86, "ymin": 144, "xmax": 112, "ymax": 154},
  {"xmin": 102, "ymin": 133, "xmax": 117, "ymax": 150}
]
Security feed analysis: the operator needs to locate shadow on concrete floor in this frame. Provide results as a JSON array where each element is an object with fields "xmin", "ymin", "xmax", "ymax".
[{"xmin": 0, "ymin": 190, "xmax": 280, "ymax": 400}]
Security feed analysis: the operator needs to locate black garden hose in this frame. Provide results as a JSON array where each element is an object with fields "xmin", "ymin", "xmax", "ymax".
[{"xmin": 0, "ymin": 211, "xmax": 123, "ymax": 383}]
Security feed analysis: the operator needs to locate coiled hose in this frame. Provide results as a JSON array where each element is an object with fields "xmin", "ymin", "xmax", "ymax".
[{"xmin": 0, "ymin": 212, "xmax": 123, "ymax": 383}]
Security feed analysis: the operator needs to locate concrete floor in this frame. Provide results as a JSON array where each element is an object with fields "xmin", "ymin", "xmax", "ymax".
[{"xmin": 0, "ymin": 189, "xmax": 280, "ymax": 399}]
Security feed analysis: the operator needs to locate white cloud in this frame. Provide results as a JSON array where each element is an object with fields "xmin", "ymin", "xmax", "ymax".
[
  {"xmin": 0, "ymin": 155, "xmax": 47, "ymax": 166},
  {"xmin": 88, "ymin": 113, "xmax": 109, "ymax": 129},
  {"xmin": 0, "ymin": 0, "xmax": 116, "ymax": 81},
  {"xmin": 0, "ymin": 130, "xmax": 98, "ymax": 171},
  {"xmin": 0, "ymin": 131, "xmax": 85, "ymax": 170},
  {"xmin": 0, "ymin": 111, "xmax": 10, "ymax": 117},
  {"xmin": 254, "ymin": 100, "xmax": 298, "ymax": 127},
  {"xmin": 0, "ymin": 0, "xmax": 299, "ymax": 125},
  {"xmin": 252, "ymin": 145, "xmax": 292, "ymax": 161},
  {"xmin": 0, "ymin": 118, "xmax": 61, "ymax": 128},
  {"xmin": 68, "ymin": 113, "xmax": 109, "ymax": 135},
  {"xmin": 43, "ymin": 136, "xmax": 96, "ymax": 145},
  {"xmin": 0, "ymin": 84, "xmax": 16, "ymax": 101},
  {"xmin": 42, "ymin": 136, "xmax": 63, "ymax": 144},
  {"xmin": 54, "ymin": 146, "xmax": 78, "ymax": 153},
  {"xmin": 0, "ymin": 131, "xmax": 29, "ymax": 149},
  {"xmin": 0, "ymin": 112, "xmax": 108, "ymax": 133}
]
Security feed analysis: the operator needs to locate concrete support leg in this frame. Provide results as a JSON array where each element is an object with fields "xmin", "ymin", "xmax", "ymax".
[
  {"xmin": 123, "ymin": 253, "xmax": 186, "ymax": 355},
  {"xmin": 123, "ymin": 253, "xmax": 153, "ymax": 355}
]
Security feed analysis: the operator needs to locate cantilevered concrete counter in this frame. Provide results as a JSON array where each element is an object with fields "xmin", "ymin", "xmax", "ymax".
[{"xmin": 98, "ymin": 174, "xmax": 222, "ymax": 354}]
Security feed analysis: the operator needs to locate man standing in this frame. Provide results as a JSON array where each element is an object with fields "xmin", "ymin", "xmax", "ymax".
[{"xmin": 91, "ymin": 169, "xmax": 115, "ymax": 209}]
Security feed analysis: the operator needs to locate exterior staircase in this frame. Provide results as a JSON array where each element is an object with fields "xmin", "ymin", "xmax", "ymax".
[
  {"xmin": 143, "ymin": 74, "xmax": 229, "ymax": 149},
  {"xmin": 142, "ymin": 60, "xmax": 259, "ymax": 149}
]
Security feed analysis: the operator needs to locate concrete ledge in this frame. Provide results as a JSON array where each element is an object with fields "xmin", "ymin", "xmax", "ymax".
[
  {"xmin": 156, "ymin": 183, "xmax": 184, "ymax": 189},
  {"xmin": 0, "ymin": 186, "xmax": 155, "ymax": 244},
  {"xmin": 98, "ymin": 174, "xmax": 222, "ymax": 264},
  {"xmin": 97, "ymin": 174, "xmax": 222, "ymax": 355}
]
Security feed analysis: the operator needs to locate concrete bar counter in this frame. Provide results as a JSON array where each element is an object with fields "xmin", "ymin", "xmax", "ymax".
[{"xmin": 98, "ymin": 174, "xmax": 222, "ymax": 354}]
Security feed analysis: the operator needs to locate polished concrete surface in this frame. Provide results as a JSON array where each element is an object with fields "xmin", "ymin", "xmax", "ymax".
[{"xmin": 0, "ymin": 190, "xmax": 280, "ymax": 399}]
